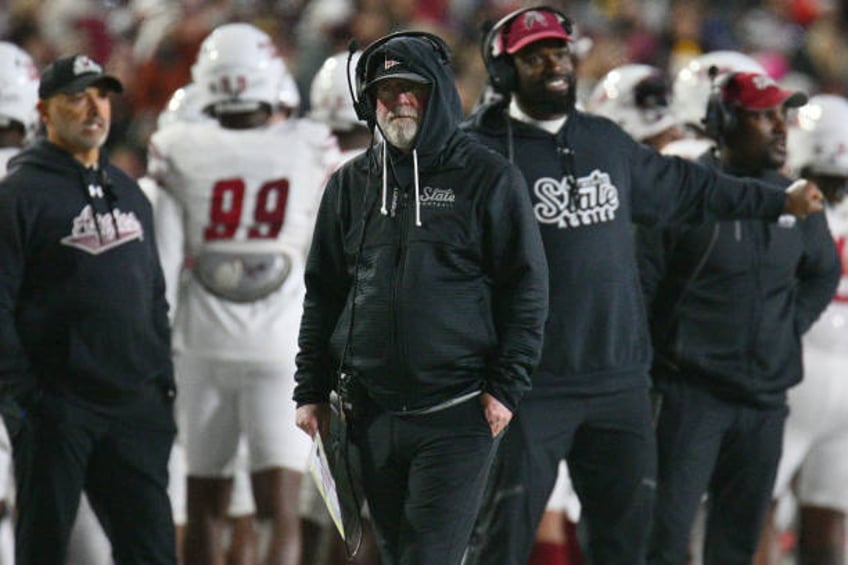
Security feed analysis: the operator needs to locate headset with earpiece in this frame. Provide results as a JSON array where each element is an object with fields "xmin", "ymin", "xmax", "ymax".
[
  {"xmin": 348, "ymin": 31, "xmax": 452, "ymax": 126},
  {"xmin": 703, "ymin": 67, "xmax": 738, "ymax": 141},
  {"xmin": 481, "ymin": 6, "xmax": 573, "ymax": 95}
]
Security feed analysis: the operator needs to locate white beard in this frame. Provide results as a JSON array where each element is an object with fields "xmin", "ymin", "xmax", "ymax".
[{"xmin": 377, "ymin": 113, "xmax": 420, "ymax": 151}]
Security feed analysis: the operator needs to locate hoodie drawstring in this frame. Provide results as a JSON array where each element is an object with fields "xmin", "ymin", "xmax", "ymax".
[
  {"xmin": 413, "ymin": 148, "xmax": 421, "ymax": 227},
  {"xmin": 380, "ymin": 143, "xmax": 388, "ymax": 216}
]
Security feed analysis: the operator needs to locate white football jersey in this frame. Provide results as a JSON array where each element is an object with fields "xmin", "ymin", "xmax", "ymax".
[
  {"xmin": 803, "ymin": 200, "xmax": 848, "ymax": 351},
  {"xmin": 149, "ymin": 118, "xmax": 340, "ymax": 361}
]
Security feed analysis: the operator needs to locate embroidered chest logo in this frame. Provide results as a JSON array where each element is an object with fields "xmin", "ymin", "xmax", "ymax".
[
  {"xmin": 419, "ymin": 186, "xmax": 455, "ymax": 208},
  {"xmin": 533, "ymin": 170, "xmax": 619, "ymax": 228},
  {"xmin": 60, "ymin": 205, "xmax": 144, "ymax": 255}
]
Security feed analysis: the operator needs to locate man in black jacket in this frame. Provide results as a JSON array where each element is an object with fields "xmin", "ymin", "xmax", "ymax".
[
  {"xmin": 0, "ymin": 54, "xmax": 177, "ymax": 563},
  {"xmin": 462, "ymin": 7, "xmax": 827, "ymax": 565},
  {"xmin": 293, "ymin": 32, "xmax": 548, "ymax": 565},
  {"xmin": 639, "ymin": 73, "xmax": 840, "ymax": 564}
]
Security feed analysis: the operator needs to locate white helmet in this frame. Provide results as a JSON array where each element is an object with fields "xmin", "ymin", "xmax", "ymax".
[
  {"xmin": 156, "ymin": 83, "xmax": 210, "ymax": 130},
  {"xmin": 0, "ymin": 42, "xmax": 39, "ymax": 132},
  {"xmin": 672, "ymin": 50, "xmax": 766, "ymax": 131},
  {"xmin": 309, "ymin": 51, "xmax": 364, "ymax": 132},
  {"xmin": 192, "ymin": 23, "xmax": 296, "ymax": 114},
  {"xmin": 588, "ymin": 64, "xmax": 677, "ymax": 142},
  {"xmin": 787, "ymin": 94, "xmax": 848, "ymax": 177}
]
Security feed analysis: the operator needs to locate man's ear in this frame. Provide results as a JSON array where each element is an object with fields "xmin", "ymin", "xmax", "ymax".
[{"xmin": 36, "ymin": 99, "xmax": 49, "ymax": 125}]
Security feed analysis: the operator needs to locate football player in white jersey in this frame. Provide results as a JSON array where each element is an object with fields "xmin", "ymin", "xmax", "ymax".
[
  {"xmin": 756, "ymin": 94, "xmax": 848, "ymax": 565},
  {"xmin": 0, "ymin": 40, "xmax": 38, "ymax": 565},
  {"xmin": 588, "ymin": 63, "xmax": 684, "ymax": 152},
  {"xmin": 148, "ymin": 23, "xmax": 340, "ymax": 565}
]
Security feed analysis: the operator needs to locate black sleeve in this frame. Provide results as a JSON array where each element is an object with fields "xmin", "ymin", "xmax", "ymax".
[
  {"xmin": 483, "ymin": 163, "xmax": 549, "ymax": 411},
  {"xmin": 293, "ymin": 174, "xmax": 351, "ymax": 406},
  {"xmin": 795, "ymin": 212, "xmax": 840, "ymax": 334},
  {"xmin": 629, "ymin": 143, "xmax": 787, "ymax": 227},
  {"xmin": 635, "ymin": 224, "xmax": 671, "ymax": 317}
]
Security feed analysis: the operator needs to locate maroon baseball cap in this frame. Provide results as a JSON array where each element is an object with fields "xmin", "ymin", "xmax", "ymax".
[
  {"xmin": 502, "ymin": 9, "xmax": 573, "ymax": 55},
  {"xmin": 722, "ymin": 72, "xmax": 807, "ymax": 110}
]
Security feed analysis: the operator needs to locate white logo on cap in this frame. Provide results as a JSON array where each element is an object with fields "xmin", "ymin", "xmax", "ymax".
[
  {"xmin": 753, "ymin": 75, "xmax": 775, "ymax": 90},
  {"xmin": 523, "ymin": 11, "xmax": 548, "ymax": 29},
  {"xmin": 73, "ymin": 55, "xmax": 102, "ymax": 76},
  {"xmin": 385, "ymin": 59, "xmax": 400, "ymax": 70}
]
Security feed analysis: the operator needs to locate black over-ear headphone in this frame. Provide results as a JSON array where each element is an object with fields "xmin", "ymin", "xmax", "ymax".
[
  {"xmin": 482, "ymin": 6, "xmax": 573, "ymax": 95},
  {"xmin": 703, "ymin": 67, "xmax": 738, "ymax": 141},
  {"xmin": 350, "ymin": 31, "xmax": 451, "ymax": 125}
]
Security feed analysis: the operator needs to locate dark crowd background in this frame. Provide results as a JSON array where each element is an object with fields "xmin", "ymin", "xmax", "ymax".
[{"xmin": 4, "ymin": 0, "xmax": 847, "ymax": 177}]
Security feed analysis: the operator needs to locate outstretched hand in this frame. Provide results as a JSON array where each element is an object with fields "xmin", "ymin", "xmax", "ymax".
[{"xmin": 784, "ymin": 179, "xmax": 824, "ymax": 219}]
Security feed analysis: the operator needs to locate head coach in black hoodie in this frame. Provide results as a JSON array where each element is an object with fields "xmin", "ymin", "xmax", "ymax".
[
  {"xmin": 462, "ymin": 6, "xmax": 829, "ymax": 565},
  {"xmin": 293, "ymin": 32, "xmax": 548, "ymax": 564},
  {"xmin": 0, "ymin": 54, "xmax": 176, "ymax": 563}
]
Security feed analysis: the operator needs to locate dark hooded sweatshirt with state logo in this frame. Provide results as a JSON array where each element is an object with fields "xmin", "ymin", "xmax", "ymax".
[
  {"xmin": 463, "ymin": 105, "xmax": 790, "ymax": 398},
  {"xmin": 294, "ymin": 35, "xmax": 549, "ymax": 414},
  {"xmin": 0, "ymin": 140, "xmax": 173, "ymax": 413}
]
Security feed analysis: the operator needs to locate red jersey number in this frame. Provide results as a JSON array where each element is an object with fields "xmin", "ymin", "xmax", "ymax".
[{"xmin": 204, "ymin": 178, "xmax": 290, "ymax": 241}]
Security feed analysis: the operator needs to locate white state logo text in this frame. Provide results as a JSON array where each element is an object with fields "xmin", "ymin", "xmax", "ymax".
[
  {"xmin": 61, "ymin": 205, "xmax": 144, "ymax": 254},
  {"xmin": 533, "ymin": 170, "xmax": 619, "ymax": 228},
  {"xmin": 419, "ymin": 186, "xmax": 455, "ymax": 208}
]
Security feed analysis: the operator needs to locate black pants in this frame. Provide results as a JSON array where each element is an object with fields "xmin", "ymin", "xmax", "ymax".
[
  {"xmin": 466, "ymin": 386, "xmax": 657, "ymax": 565},
  {"xmin": 352, "ymin": 397, "xmax": 498, "ymax": 565},
  {"xmin": 7, "ymin": 385, "xmax": 177, "ymax": 564},
  {"xmin": 647, "ymin": 379, "xmax": 787, "ymax": 565}
]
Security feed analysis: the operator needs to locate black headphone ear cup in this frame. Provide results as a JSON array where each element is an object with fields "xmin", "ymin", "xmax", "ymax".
[
  {"xmin": 489, "ymin": 56, "xmax": 516, "ymax": 95},
  {"xmin": 703, "ymin": 73, "xmax": 737, "ymax": 140}
]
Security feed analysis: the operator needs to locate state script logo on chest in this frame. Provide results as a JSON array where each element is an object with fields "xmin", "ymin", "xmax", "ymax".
[
  {"xmin": 61, "ymin": 205, "xmax": 144, "ymax": 254},
  {"xmin": 533, "ymin": 170, "xmax": 620, "ymax": 228}
]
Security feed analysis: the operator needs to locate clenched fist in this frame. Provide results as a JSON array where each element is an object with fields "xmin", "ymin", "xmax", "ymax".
[{"xmin": 784, "ymin": 179, "xmax": 824, "ymax": 219}]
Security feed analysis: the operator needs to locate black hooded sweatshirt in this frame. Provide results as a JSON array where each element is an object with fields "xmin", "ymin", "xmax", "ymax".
[
  {"xmin": 637, "ymin": 153, "xmax": 839, "ymax": 406},
  {"xmin": 0, "ymin": 140, "xmax": 173, "ymax": 412},
  {"xmin": 463, "ymin": 104, "xmax": 790, "ymax": 397},
  {"xmin": 294, "ymin": 36, "xmax": 549, "ymax": 413}
]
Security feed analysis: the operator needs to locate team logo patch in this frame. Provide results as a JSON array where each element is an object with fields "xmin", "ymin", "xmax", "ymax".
[
  {"xmin": 533, "ymin": 170, "xmax": 620, "ymax": 228},
  {"xmin": 419, "ymin": 186, "xmax": 455, "ymax": 208},
  {"xmin": 73, "ymin": 55, "xmax": 102, "ymax": 76},
  {"xmin": 523, "ymin": 11, "xmax": 548, "ymax": 29},
  {"xmin": 61, "ymin": 205, "xmax": 144, "ymax": 255},
  {"xmin": 385, "ymin": 59, "xmax": 400, "ymax": 70}
]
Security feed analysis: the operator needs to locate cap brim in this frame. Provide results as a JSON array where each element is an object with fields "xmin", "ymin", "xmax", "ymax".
[
  {"xmin": 366, "ymin": 72, "xmax": 430, "ymax": 91},
  {"xmin": 505, "ymin": 31, "xmax": 572, "ymax": 55},
  {"xmin": 782, "ymin": 91, "xmax": 808, "ymax": 109},
  {"xmin": 50, "ymin": 74, "xmax": 123, "ymax": 97}
]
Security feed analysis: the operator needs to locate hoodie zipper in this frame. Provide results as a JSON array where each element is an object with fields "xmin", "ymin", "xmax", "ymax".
[{"xmin": 393, "ymin": 190, "xmax": 411, "ymax": 410}]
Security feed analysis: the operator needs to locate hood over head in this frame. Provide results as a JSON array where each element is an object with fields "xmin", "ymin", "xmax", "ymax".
[{"xmin": 361, "ymin": 33, "xmax": 462, "ymax": 156}]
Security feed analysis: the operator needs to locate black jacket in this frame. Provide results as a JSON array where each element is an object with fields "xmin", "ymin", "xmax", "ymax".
[
  {"xmin": 294, "ymin": 37, "xmax": 548, "ymax": 413},
  {"xmin": 463, "ymin": 104, "xmax": 789, "ymax": 397},
  {"xmin": 637, "ymin": 154, "xmax": 840, "ymax": 406},
  {"xmin": 0, "ymin": 140, "xmax": 173, "ymax": 411}
]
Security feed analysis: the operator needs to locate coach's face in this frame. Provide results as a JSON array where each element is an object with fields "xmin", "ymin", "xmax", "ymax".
[{"xmin": 512, "ymin": 38, "xmax": 576, "ymax": 120}]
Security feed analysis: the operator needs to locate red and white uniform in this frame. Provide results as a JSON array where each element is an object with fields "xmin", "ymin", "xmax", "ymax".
[
  {"xmin": 149, "ymin": 117, "xmax": 339, "ymax": 475},
  {"xmin": 773, "ymin": 200, "xmax": 848, "ymax": 512}
]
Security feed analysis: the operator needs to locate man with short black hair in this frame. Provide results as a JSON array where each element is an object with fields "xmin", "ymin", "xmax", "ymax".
[
  {"xmin": 639, "ymin": 73, "xmax": 840, "ymax": 564},
  {"xmin": 0, "ymin": 53, "xmax": 177, "ymax": 563}
]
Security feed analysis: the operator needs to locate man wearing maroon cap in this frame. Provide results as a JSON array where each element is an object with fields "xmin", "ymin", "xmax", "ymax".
[
  {"xmin": 462, "ymin": 5, "xmax": 829, "ymax": 564},
  {"xmin": 637, "ymin": 72, "xmax": 839, "ymax": 563}
]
